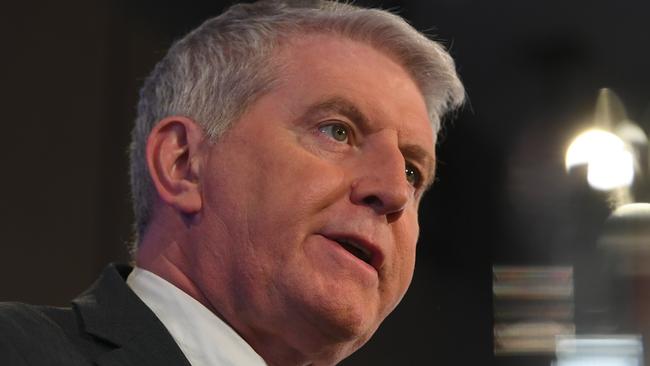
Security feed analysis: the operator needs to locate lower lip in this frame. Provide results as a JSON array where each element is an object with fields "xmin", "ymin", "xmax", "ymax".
[{"xmin": 318, "ymin": 235, "xmax": 378, "ymax": 282}]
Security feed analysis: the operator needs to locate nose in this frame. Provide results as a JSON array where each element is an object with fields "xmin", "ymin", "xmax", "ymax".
[{"xmin": 350, "ymin": 132, "xmax": 412, "ymax": 221}]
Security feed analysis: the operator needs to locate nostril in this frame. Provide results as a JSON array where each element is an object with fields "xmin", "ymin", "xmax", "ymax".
[
  {"xmin": 386, "ymin": 210, "xmax": 403, "ymax": 223},
  {"xmin": 362, "ymin": 195, "xmax": 382, "ymax": 207},
  {"xmin": 362, "ymin": 194, "xmax": 404, "ymax": 222}
]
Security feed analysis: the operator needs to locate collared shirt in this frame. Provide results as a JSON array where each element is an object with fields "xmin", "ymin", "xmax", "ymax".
[{"xmin": 127, "ymin": 267, "xmax": 267, "ymax": 366}]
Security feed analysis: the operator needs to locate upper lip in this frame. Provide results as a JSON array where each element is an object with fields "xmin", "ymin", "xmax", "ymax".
[{"xmin": 321, "ymin": 232, "xmax": 385, "ymax": 272}]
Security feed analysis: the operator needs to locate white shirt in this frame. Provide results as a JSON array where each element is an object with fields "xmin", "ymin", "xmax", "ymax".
[{"xmin": 127, "ymin": 267, "xmax": 267, "ymax": 366}]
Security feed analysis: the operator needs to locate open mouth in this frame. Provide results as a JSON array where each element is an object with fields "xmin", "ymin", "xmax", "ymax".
[{"xmin": 334, "ymin": 238, "xmax": 373, "ymax": 266}]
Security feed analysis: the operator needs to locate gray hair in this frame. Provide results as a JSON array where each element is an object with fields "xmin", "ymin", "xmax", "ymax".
[{"xmin": 129, "ymin": 0, "xmax": 465, "ymax": 242}]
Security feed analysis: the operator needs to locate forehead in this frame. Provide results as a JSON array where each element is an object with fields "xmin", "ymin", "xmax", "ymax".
[{"xmin": 275, "ymin": 33, "xmax": 435, "ymax": 147}]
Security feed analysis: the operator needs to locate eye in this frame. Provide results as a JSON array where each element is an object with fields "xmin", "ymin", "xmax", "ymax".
[
  {"xmin": 405, "ymin": 163, "xmax": 422, "ymax": 187},
  {"xmin": 319, "ymin": 123, "xmax": 349, "ymax": 143}
]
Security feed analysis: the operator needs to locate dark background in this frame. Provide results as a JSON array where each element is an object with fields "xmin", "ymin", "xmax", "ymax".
[{"xmin": 2, "ymin": 1, "xmax": 649, "ymax": 365}]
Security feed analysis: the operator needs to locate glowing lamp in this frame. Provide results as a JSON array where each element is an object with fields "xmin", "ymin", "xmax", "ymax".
[{"xmin": 565, "ymin": 129, "xmax": 634, "ymax": 191}]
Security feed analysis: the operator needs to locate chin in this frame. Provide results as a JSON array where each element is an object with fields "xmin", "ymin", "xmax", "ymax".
[
  {"xmin": 309, "ymin": 326, "xmax": 378, "ymax": 366},
  {"xmin": 304, "ymin": 296, "xmax": 383, "ymax": 350},
  {"xmin": 307, "ymin": 294, "xmax": 399, "ymax": 363}
]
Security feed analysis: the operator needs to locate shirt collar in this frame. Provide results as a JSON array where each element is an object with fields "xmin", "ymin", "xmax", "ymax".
[{"xmin": 127, "ymin": 267, "xmax": 267, "ymax": 366}]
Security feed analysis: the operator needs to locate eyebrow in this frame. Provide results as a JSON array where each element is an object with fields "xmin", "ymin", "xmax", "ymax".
[
  {"xmin": 302, "ymin": 97, "xmax": 369, "ymax": 128},
  {"xmin": 303, "ymin": 96, "xmax": 436, "ymax": 189}
]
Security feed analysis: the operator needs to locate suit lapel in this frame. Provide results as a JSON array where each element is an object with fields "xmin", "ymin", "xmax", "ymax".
[{"xmin": 72, "ymin": 264, "xmax": 191, "ymax": 366}]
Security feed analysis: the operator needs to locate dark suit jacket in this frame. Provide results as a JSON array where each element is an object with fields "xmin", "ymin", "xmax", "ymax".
[{"xmin": 0, "ymin": 264, "xmax": 191, "ymax": 366}]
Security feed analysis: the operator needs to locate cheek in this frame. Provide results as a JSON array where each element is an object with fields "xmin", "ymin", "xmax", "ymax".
[
  {"xmin": 235, "ymin": 151, "xmax": 349, "ymax": 271},
  {"xmin": 388, "ymin": 212, "xmax": 419, "ymax": 296},
  {"xmin": 249, "ymin": 151, "xmax": 348, "ymax": 224}
]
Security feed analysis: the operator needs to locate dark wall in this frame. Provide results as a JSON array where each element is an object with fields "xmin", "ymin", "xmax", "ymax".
[{"xmin": 1, "ymin": 1, "xmax": 649, "ymax": 365}]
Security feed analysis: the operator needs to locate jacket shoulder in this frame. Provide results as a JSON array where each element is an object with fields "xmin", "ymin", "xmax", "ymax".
[{"xmin": 0, "ymin": 302, "xmax": 90, "ymax": 365}]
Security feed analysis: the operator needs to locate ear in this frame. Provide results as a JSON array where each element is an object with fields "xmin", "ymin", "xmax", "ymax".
[{"xmin": 146, "ymin": 116, "xmax": 205, "ymax": 215}]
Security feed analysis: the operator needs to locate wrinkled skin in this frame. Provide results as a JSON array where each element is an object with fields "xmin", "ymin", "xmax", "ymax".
[{"xmin": 141, "ymin": 33, "xmax": 436, "ymax": 366}]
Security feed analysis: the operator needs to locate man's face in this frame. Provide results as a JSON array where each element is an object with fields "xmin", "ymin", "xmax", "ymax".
[{"xmin": 189, "ymin": 34, "xmax": 435, "ymax": 360}]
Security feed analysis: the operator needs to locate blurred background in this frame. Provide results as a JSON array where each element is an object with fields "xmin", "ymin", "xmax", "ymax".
[{"xmin": 1, "ymin": 0, "xmax": 649, "ymax": 365}]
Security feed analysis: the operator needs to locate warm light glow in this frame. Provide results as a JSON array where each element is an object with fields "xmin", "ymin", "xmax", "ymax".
[
  {"xmin": 587, "ymin": 149, "xmax": 634, "ymax": 190},
  {"xmin": 565, "ymin": 129, "xmax": 623, "ymax": 170},
  {"xmin": 615, "ymin": 121, "xmax": 648, "ymax": 146},
  {"xmin": 565, "ymin": 129, "xmax": 634, "ymax": 191}
]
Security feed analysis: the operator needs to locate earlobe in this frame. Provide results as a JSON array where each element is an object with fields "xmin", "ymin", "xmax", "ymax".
[{"xmin": 146, "ymin": 116, "xmax": 204, "ymax": 214}]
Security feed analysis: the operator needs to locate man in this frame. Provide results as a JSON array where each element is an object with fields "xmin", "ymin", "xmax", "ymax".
[{"xmin": 0, "ymin": 1, "xmax": 464, "ymax": 365}]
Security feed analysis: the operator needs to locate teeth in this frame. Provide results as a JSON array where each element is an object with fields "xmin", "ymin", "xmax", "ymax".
[{"xmin": 337, "ymin": 238, "xmax": 372, "ymax": 261}]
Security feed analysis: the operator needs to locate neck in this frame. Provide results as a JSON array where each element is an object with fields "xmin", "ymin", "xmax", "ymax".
[
  {"xmin": 134, "ymin": 215, "xmax": 349, "ymax": 366},
  {"xmin": 135, "ymin": 228, "xmax": 215, "ymax": 314}
]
